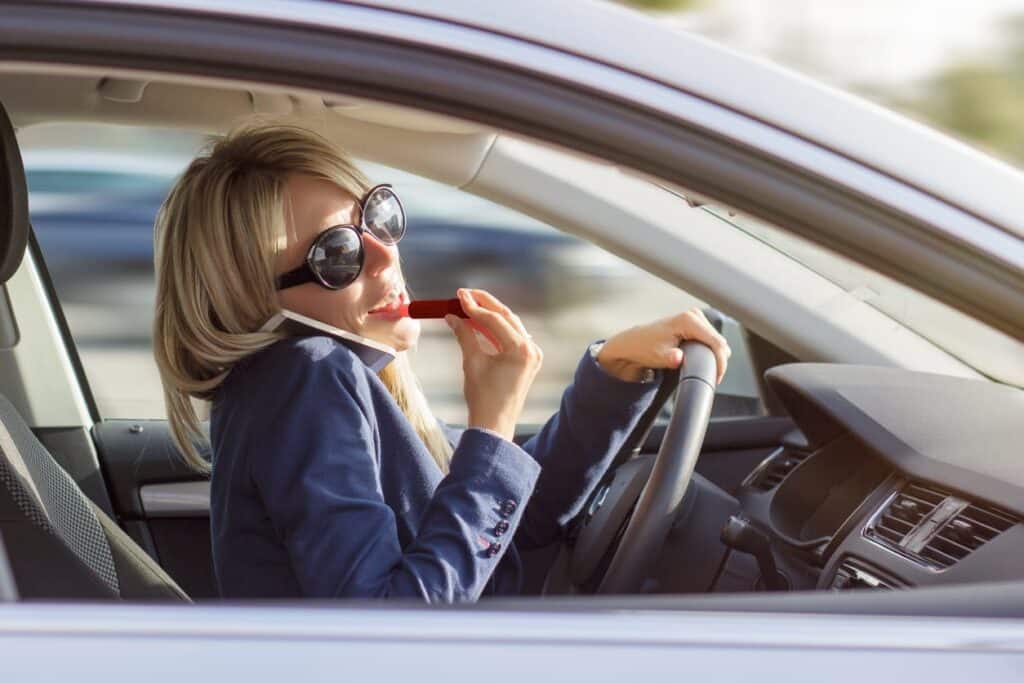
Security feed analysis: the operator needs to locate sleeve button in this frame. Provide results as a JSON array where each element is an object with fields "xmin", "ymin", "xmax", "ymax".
[
  {"xmin": 500, "ymin": 500, "xmax": 518, "ymax": 517},
  {"xmin": 494, "ymin": 520, "xmax": 510, "ymax": 536},
  {"xmin": 486, "ymin": 542, "xmax": 502, "ymax": 558}
]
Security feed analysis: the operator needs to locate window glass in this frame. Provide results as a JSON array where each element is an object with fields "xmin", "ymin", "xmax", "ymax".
[
  {"xmin": 27, "ymin": 169, "xmax": 171, "ymax": 195},
  {"xmin": 23, "ymin": 126, "xmax": 201, "ymax": 419},
  {"xmin": 24, "ymin": 124, "xmax": 761, "ymax": 423}
]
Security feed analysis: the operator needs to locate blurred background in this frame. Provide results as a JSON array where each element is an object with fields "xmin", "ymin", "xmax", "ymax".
[
  {"xmin": 24, "ymin": 0, "xmax": 1024, "ymax": 426},
  {"xmin": 622, "ymin": 0, "xmax": 1024, "ymax": 167}
]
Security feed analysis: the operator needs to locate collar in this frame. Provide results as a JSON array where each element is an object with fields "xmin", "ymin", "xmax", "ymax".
[{"xmin": 259, "ymin": 309, "xmax": 398, "ymax": 373}]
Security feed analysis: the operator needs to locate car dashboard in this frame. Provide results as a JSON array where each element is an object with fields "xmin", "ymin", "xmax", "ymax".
[{"xmin": 720, "ymin": 363, "xmax": 1024, "ymax": 594}]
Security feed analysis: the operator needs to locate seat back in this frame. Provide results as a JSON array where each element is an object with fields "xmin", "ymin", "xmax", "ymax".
[
  {"xmin": 0, "ymin": 94, "xmax": 26, "ymax": 283},
  {"xmin": 0, "ymin": 394, "xmax": 121, "ymax": 597}
]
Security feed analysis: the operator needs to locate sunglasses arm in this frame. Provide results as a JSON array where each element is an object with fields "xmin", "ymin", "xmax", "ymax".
[{"xmin": 276, "ymin": 265, "xmax": 319, "ymax": 291}]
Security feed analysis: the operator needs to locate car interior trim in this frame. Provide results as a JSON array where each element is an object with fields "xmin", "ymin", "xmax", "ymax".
[
  {"xmin": 766, "ymin": 363, "xmax": 1024, "ymax": 511},
  {"xmin": 0, "ymin": 286, "xmax": 18, "ymax": 349},
  {"xmin": 139, "ymin": 481, "xmax": 211, "ymax": 518},
  {"xmin": 468, "ymin": 136, "xmax": 983, "ymax": 377},
  {"xmin": 0, "ymin": 246, "xmax": 92, "ymax": 429}
]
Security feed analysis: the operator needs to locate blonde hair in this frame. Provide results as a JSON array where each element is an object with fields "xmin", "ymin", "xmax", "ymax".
[{"xmin": 153, "ymin": 121, "xmax": 453, "ymax": 474}]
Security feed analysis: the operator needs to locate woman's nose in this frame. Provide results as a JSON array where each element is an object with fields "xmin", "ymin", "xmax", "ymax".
[{"xmin": 361, "ymin": 231, "xmax": 399, "ymax": 277}]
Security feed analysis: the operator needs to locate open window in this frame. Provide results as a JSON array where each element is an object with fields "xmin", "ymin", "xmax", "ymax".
[{"xmin": 23, "ymin": 121, "xmax": 764, "ymax": 427}]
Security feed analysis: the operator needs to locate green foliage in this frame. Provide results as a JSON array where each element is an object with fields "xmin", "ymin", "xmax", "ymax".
[
  {"xmin": 893, "ymin": 15, "xmax": 1024, "ymax": 165},
  {"xmin": 921, "ymin": 63, "xmax": 1024, "ymax": 161}
]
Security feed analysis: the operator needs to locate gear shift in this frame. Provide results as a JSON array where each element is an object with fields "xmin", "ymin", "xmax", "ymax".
[{"xmin": 720, "ymin": 515, "xmax": 788, "ymax": 591}]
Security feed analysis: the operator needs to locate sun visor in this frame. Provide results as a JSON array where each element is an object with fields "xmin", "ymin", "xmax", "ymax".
[{"xmin": 0, "ymin": 100, "xmax": 28, "ymax": 284}]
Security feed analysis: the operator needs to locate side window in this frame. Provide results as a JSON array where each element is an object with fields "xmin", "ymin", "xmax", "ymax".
[
  {"xmin": 371, "ymin": 162, "xmax": 763, "ymax": 422},
  {"xmin": 23, "ymin": 124, "xmax": 203, "ymax": 419},
  {"xmin": 23, "ymin": 124, "xmax": 761, "ymax": 423}
]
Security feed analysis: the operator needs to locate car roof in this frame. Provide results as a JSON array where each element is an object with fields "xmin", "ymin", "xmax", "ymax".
[{"xmin": 361, "ymin": 0, "xmax": 1024, "ymax": 239}]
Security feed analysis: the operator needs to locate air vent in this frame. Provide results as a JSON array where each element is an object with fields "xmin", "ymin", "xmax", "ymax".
[
  {"xmin": 867, "ymin": 483, "xmax": 946, "ymax": 546},
  {"xmin": 866, "ymin": 483, "xmax": 1019, "ymax": 570},
  {"xmin": 920, "ymin": 503, "xmax": 1017, "ymax": 569},
  {"xmin": 748, "ymin": 450, "xmax": 809, "ymax": 491},
  {"xmin": 830, "ymin": 558, "xmax": 897, "ymax": 590}
]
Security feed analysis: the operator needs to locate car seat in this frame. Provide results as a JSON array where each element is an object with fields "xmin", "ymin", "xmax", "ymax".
[{"xmin": 0, "ymin": 98, "xmax": 188, "ymax": 600}]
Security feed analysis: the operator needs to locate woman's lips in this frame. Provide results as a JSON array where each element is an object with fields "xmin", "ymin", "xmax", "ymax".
[{"xmin": 368, "ymin": 291, "xmax": 408, "ymax": 318}]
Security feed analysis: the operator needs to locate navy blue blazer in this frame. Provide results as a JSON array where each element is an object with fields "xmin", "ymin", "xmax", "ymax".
[{"xmin": 209, "ymin": 334, "xmax": 659, "ymax": 602}]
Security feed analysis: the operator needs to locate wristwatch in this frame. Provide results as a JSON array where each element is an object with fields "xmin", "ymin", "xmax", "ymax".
[{"xmin": 589, "ymin": 341, "xmax": 657, "ymax": 383}]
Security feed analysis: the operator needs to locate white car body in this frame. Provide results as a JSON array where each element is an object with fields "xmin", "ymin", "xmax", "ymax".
[{"xmin": 0, "ymin": 0, "xmax": 1022, "ymax": 678}]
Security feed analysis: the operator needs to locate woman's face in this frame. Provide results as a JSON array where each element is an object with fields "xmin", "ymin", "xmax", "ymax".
[{"xmin": 276, "ymin": 174, "xmax": 420, "ymax": 352}]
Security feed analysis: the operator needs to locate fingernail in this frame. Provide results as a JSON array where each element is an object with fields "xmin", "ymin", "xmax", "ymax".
[{"xmin": 445, "ymin": 315, "xmax": 456, "ymax": 328}]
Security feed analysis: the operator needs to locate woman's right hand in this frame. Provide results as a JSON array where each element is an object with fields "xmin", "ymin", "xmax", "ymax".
[{"xmin": 446, "ymin": 288, "xmax": 542, "ymax": 442}]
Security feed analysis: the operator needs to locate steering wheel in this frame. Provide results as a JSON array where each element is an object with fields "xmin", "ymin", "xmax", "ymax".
[{"xmin": 567, "ymin": 341, "xmax": 718, "ymax": 594}]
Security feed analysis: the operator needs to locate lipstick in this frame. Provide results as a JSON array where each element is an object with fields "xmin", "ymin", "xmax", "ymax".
[{"xmin": 397, "ymin": 298, "xmax": 468, "ymax": 319}]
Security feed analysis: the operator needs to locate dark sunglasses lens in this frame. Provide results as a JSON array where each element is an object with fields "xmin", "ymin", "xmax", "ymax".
[
  {"xmin": 311, "ymin": 228, "xmax": 362, "ymax": 288},
  {"xmin": 363, "ymin": 187, "xmax": 405, "ymax": 243}
]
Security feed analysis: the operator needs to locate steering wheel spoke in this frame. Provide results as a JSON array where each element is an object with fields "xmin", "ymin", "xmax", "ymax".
[{"xmin": 566, "ymin": 342, "xmax": 718, "ymax": 595}]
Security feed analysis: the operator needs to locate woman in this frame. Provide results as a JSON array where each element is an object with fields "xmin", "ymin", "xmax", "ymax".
[{"xmin": 153, "ymin": 121, "xmax": 730, "ymax": 602}]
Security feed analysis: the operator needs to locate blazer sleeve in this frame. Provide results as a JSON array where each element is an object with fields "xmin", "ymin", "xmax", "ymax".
[
  {"xmin": 248, "ymin": 348, "xmax": 541, "ymax": 602},
  {"xmin": 514, "ymin": 343, "xmax": 661, "ymax": 549}
]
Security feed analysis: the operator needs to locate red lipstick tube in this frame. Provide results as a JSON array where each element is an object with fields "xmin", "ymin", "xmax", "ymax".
[{"xmin": 401, "ymin": 298, "xmax": 468, "ymax": 319}]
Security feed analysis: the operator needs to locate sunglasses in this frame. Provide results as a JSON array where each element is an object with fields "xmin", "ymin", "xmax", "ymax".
[{"xmin": 276, "ymin": 184, "xmax": 406, "ymax": 291}]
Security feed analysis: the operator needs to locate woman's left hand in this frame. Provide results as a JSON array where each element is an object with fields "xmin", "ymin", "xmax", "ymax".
[{"xmin": 597, "ymin": 307, "xmax": 731, "ymax": 385}]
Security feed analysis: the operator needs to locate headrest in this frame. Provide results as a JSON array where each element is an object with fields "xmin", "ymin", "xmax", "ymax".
[{"xmin": 0, "ymin": 101, "xmax": 28, "ymax": 284}]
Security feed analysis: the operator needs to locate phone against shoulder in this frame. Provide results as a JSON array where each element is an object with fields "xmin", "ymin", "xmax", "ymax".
[{"xmin": 260, "ymin": 309, "xmax": 397, "ymax": 372}]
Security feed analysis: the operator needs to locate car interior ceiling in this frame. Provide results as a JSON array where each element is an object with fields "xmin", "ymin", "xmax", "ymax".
[{"xmin": 1, "ymin": 70, "xmax": 1023, "ymax": 618}]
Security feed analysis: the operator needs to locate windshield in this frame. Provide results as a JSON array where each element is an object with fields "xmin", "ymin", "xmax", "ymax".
[{"xmin": 696, "ymin": 204, "xmax": 1024, "ymax": 388}]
